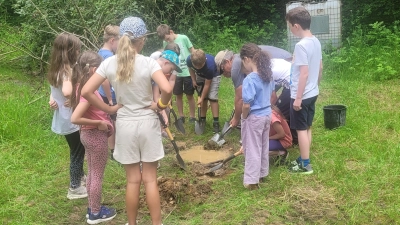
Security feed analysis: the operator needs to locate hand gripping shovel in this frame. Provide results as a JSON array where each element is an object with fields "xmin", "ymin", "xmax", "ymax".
[
  {"xmin": 157, "ymin": 112, "xmax": 186, "ymax": 170},
  {"xmin": 206, "ymin": 148, "xmax": 243, "ymax": 174},
  {"xmin": 169, "ymin": 105, "xmax": 185, "ymax": 134},
  {"xmin": 194, "ymin": 83, "xmax": 205, "ymax": 135}
]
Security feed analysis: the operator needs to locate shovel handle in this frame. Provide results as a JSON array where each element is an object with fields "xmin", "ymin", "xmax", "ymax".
[{"xmin": 157, "ymin": 112, "xmax": 168, "ymax": 129}]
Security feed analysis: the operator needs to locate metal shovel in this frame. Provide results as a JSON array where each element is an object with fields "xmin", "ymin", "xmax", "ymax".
[
  {"xmin": 169, "ymin": 105, "xmax": 185, "ymax": 134},
  {"xmin": 208, "ymin": 125, "xmax": 233, "ymax": 147},
  {"xmin": 208, "ymin": 109, "xmax": 235, "ymax": 146},
  {"xmin": 157, "ymin": 113, "xmax": 186, "ymax": 170},
  {"xmin": 206, "ymin": 149, "xmax": 243, "ymax": 174}
]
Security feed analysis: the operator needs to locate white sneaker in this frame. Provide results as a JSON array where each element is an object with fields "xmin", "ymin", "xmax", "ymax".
[{"xmin": 67, "ymin": 186, "xmax": 88, "ymax": 200}]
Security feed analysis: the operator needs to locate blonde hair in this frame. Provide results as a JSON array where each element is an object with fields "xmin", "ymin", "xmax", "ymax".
[
  {"xmin": 47, "ymin": 33, "xmax": 82, "ymax": 87},
  {"xmin": 156, "ymin": 24, "xmax": 171, "ymax": 39},
  {"xmin": 191, "ymin": 49, "xmax": 206, "ymax": 68},
  {"xmin": 103, "ymin": 25, "xmax": 120, "ymax": 43},
  {"xmin": 116, "ymin": 34, "xmax": 144, "ymax": 83}
]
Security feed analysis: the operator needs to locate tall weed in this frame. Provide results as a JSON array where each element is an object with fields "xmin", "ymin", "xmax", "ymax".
[{"xmin": 324, "ymin": 21, "xmax": 400, "ymax": 81}]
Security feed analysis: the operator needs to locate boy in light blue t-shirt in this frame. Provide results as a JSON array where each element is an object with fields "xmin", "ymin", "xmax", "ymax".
[{"xmin": 286, "ymin": 7, "xmax": 323, "ymax": 174}]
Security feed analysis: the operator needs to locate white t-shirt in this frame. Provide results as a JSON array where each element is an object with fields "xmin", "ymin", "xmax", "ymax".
[
  {"xmin": 50, "ymin": 83, "xmax": 79, "ymax": 135},
  {"xmin": 290, "ymin": 36, "xmax": 322, "ymax": 99},
  {"xmin": 96, "ymin": 54, "xmax": 162, "ymax": 120},
  {"xmin": 271, "ymin": 58, "xmax": 291, "ymax": 89}
]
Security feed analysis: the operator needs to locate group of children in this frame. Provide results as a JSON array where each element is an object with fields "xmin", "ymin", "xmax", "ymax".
[{"xmin": 47, "ymin": 6, "xmax": 321, "ymax": 225}]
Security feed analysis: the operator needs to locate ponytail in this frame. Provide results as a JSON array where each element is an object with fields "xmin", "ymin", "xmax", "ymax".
[
  {"xmin": 70, "ymin": 51, "xmax": 102, "ymax": 110},
  {"xmin": 116, "ymin": 35, "xmax": 136, "ymax": 83}
]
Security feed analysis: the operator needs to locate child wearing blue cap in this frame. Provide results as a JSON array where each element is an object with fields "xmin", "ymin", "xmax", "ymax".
[{"xmin": 81, "ymin": 16, "xmax": 171, "ymax": 225}]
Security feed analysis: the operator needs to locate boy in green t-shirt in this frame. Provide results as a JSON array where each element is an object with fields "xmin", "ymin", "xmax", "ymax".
[{"xmin": 157, "ymin": 24, "xmax": 196, "ymax": 123}]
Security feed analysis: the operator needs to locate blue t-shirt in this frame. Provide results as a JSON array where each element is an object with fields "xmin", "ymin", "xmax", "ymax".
[
  {"xmin": 242, "ymin": 72, "xmax": 274, "ymax": 116},
  {"xmin": 97, "ymin": 49, "xmax": 116, "ymax": 102},
  {"xmin": 186, "ymin": 54, "xmax": 218, "ymax": 80}
]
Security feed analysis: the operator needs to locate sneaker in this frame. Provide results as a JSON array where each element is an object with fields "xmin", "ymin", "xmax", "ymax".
[
  {"xmin": 67, "ymin": 186, "xmax": 88, "ymax": 200},
  {"xmin": 289, "ymin": 163, "xmax": 313, "ymax": 174},
  {"xmin": 243, "ymin": 183, "xmax": 260, "ymax": 190},
  {"xmin": 289, "ymin": 157, "xmax": 301, "ymax": 167},
  {"xmin": 189, "ymin": 117, "xmax": 196, "ymax": 123},
  {"xmin": 178, "ymin": 117, "xmax": 185, "ymax": 124},
  {"xmin": 87, "ymin": 206, "xmax": 117, "ymax": 224},
  {"xmin": 213, "ymin": 122, "xmax": 220, "ymax": 134},
  {"xmin": 81, "ymin": 175, "xmax": 87, "ymax": 187}
]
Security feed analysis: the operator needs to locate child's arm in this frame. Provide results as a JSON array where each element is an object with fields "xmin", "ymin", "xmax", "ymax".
[
  {"xmin": 189, "ymin": 47, "xmax": 195, "ymax": 54},
  {"xmin": 241, "ymin": 103, "xmax": 250, "ymax": 119},
  {"xmin": 101, "ymin": 80, "xmax": 113, "ymax": 105},
  {"xmin": 81, "ymin": 73, "xmax": 121, "ymax": 114},
  {"xmin": 152, "ymin": 84, "xmax": 160, "ymax": 102},
  {"xmin": 293, "ymin": 65, "xmax": 308, "ymax": 111},
  {"xmin": 169, "ymin": 73, "xmax": 176, "ymax": 90},
  {"xmin": 189, "ymin": 68, "xmax": 197, "ymax": 88},
  {"xmin": 71, "ymin": 102, "xmax": 108, "ymax": 130},
  {"xmin": 269, "ymin": 121, "xmax": 285, "ymax": 140},
  {"xmin": 62, "ymin": 76, "xmax": 73, "ymax": 98},
  {"xmin": 318, "ymin": 60, "xmax": 323, "ymax": 85},
  {"xmin": 199, "ymin": 79, "xmax": 212, "ymax": 105}
]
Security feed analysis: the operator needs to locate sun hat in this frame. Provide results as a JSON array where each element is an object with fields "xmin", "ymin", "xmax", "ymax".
[
  {"xmin": 119, "ymin": 17, "xmax": 150, "ymax": 39},
  {"xmin": 161, "ymin": 50, "xmax": 182, "ymax": 73}
]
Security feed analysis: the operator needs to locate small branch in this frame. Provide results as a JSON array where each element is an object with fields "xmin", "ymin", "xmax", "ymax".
[
  {"xmin": 28, "ymin": 95, "xmax": 45, "ymax": 105},
  {"xmin": 0, "ymin": 39, "xmax": 49, "ymax": 65},
  {"xmin": 163, "ymin": 205, "xmax": 177, "ymax": 221},
  {"xmin": 28, "ymin": 0, "xmax": 58, "ymax": 35},
  {"xmin": 0, "ymin": 50, "xmax": 17, "ymax": 57},
  {"xmin": 57, "ymin": 27, "xmax": 99, "ymax": 50}
]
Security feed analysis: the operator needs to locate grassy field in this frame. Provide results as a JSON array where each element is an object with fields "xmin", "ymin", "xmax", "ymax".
[{"xmin": 1, "ymin": 61, "xmax": 400, "ymax": 225}]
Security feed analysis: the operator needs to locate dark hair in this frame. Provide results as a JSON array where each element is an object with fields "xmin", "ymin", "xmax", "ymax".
[
  {"xmin": 70, "ymin": 51, "xmax": 103, "ymax": 110},
  {"xmin": 165, "ymin": 42, "xmax": 180, "ymax": 55},
  {"xmin": 240, "ymin": 43, "xmax": 272, "ymax": 82},
  {"xmin": 286, "ymin": 7, "xmax": 311, "ymax": 30}
]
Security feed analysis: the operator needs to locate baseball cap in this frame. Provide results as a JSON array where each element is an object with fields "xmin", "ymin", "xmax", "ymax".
[
  {"xmin": 215, "ymin": 50, "xmax": 232, "ymax": 75},
  {"xmin": 119, "ymin": 17, "xmax": 151, "ymax": 39},
  {"xmin": 161, "ymin": 50, "xmax": 182, "ymax": 73}
]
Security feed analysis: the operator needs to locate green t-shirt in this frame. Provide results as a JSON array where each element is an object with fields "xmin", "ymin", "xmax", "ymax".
[{"xmin": 163, "ymin": 34, "xmax": 193, "ymax": 77}]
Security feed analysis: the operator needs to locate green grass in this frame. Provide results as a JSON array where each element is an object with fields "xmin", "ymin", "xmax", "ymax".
[{"xmin": 1, "ymin": 62, "xmax": 400, "ymax": 225}]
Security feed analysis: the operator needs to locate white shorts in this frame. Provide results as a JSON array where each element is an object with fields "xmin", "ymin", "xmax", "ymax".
[{"xmin": 113, "ymin": 118, "xmax": 164, "ymax": 164}]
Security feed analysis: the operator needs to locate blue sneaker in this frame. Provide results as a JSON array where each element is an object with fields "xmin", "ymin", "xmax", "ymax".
[{"xmin": 87, "ymin": 206, "xmax": 116, "ymax": 224}]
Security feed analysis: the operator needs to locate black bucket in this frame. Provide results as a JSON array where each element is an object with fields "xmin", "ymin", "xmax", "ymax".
[{"xmin": 323, "ymin": 105, "xmax": 347, "ymax": 129}]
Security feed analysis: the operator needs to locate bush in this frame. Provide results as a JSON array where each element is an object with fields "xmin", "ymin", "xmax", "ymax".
[{"xmin": 324, "ymin": 21, "xmax": 400, "ymax": 81}]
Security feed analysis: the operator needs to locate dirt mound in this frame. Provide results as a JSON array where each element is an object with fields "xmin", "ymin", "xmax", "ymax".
[{"xmin": 157, "ymin": 176, "xmax": 213, "ymax": 207}]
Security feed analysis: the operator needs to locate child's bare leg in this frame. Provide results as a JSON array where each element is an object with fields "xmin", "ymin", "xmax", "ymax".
[
  {"xmin": 186, "ymin": 94, "xmax": 195, "ymax": 118},
  {"xmin": 210, "ymin": 100, "xmax": 219, "ymax": 118},
  {"xmin": 176, "ymin": 94, "xmax": 184, "ymax": 117},
  {"xmin": 142, "ymin": 162, "xmax": 162, "ymax": 225},
  {"xmin": 307, "ymin": 127, "xmax": 312, "ymax": 146},
  {"xmin": 201, "ymin": 99, "xmax": 208, "ymax": 117},
  {"xmin": 297, "ymin": 130, "xmax": 310, "ymax": 160},
  {"xmin": 124, "ymin": 163, "xmax": 141, "ymax": 225}
]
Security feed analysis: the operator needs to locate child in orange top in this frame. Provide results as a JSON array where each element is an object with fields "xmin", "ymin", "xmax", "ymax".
[{"xmin": 269, "ymin": 106, "xmax": 292, "ymax": 160}]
